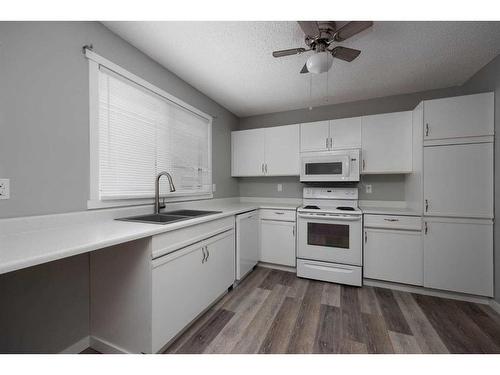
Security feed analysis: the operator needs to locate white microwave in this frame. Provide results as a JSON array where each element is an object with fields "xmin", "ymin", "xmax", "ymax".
[{"xmin": 300, "ymin": 149, "xmax": 361, "ymax": 182}]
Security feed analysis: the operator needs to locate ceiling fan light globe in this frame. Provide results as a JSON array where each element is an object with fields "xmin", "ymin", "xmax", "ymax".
[{"xmin": 306, "ymin": 52, "xmax": 333, "ymax": 74}]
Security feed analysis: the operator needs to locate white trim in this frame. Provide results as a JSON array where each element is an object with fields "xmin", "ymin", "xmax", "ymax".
[
  {"xmin": 87, "ymin": 193, "xmax": 213, "ymax": 210},
  {"xmin": 489, "ymin": 299, "xmax": 500, "ymax": 314},
  {"xmin": 258, "ymin": 261, "xmax": 296, "ymax": 273},
  {"xmin": 85, "ymin": 49, "xmax": 213, "ymax": 209},
  {"xmin": 85, "ymin": 49, "xmax": 211, "ymax": 121},
  {"xmin": 89, "ymin": 336, "xmax": 130, "ymax": 354},
  {"xmin": 59, "ymin": 336, "xmax": 90, "ymax": 354},
  {"xmin": 363, "ymin": 278, "xmax": 491, "ymax": 304}
]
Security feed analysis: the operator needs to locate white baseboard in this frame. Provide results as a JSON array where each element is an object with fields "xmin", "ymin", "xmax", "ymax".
[
  {"xmin": 258, "ymin": 261, "xmax": 296, "ymax": 273},
  {"xmin": 363, "ymin": 278, "xmax": 491, "ymax": 304},
  {"xmin": 89, "ymin": 336, "xmax": 130, "ymax": 354},
  {"xmin": 59, "ymin": 336, "xmax": 90, "ymax": 354},
  {"xmin": 489, "ymin": 299, "xmax": 500, "ymax": 314}
]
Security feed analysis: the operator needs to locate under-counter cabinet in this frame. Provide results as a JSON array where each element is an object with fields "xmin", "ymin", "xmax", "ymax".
[
  {"xmin": 231, "ymin": 124, "xmax": 299, "ymax": 176},
  {"xmin": 90, "ymin": 217, "xmax": 235, "ymax": 353},
  {"xmin": 260, "ymin": 209, "xmax": 296, "ymax": 267},
  {"xmin": 361, "ymin": 111, "xmax": 413, "ymax": 174},
  {"xmin": 300, "ymin": 117, "xmax": 361, "ymax": 152},
  {"xmin": 363, "ymin": 214, "xmax": 423, "ymax": 286},
  {"xmin": 423, "ymin": 217, "xmax": 493, "ymax": 297},
  {"xmin": 423, "ymin": 92, "xmax": 494, "ymax": 144}
]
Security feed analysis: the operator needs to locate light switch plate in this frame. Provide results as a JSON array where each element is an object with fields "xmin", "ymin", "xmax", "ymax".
[
  {"xmin": 0, "ymin": 178, "xmax": 10, "ymax": 199},
  {"xmin": 277, "ymin": 184, "xmax": 283, "ymax": 192},
  {"xmin": 365, "ymin": 184, "xmax": 372, "ymax": 194}
]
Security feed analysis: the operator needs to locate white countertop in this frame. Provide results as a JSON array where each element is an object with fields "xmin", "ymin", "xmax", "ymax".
[{"xmin": 0, "ymin": 199, "xmax": 299, "ymax": 275}]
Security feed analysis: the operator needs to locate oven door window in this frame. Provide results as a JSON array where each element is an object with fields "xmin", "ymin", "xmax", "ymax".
[
  {"xmin": 305, "ymin": 162, "xmax": 344, "ymax": 175},
  {"xmin": 307, "ymin": 222, "xmax": 350, "ymax": 249}
]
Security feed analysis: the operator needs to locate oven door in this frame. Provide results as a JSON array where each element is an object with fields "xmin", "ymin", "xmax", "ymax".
[
  {"xmin": 300, "ymin": 153, "xmax": 350, "ymax": 182},
  {"xmin": 297, "ymin": 212, "xmax": 362, "ymax": 266}
]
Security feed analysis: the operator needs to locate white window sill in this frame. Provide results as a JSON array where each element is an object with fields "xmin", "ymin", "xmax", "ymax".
[{"xmin": 87, "ymin": 193, "xmax": 214, "ymax": 210}]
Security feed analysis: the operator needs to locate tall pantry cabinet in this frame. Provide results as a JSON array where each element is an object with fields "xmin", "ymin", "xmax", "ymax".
[{"xmin": 420, "ymin": 92, "xmax": 494, "ymax": 297}]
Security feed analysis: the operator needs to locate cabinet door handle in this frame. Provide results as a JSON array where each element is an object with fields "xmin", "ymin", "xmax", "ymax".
[
  {"xmin": 362, "ymin": 159, "xmax": 366, "ymax": 171},
  {"xmin": 424, "ymin": 222, "xmax": 428, "ymax": 235},
  {"xmin": 201, "ymin": 246, "xmax": 206, "ymax": 263},
  {"xmin": 261, "ymin": 163, "xmax": 264, "ymax": 174},
  {"xmin": 274, "ymin": 211, "xmax": 285, "ymax": 215},
  {"xmin": 364, "ymin": 231, "xmax": 367, "ymax": 243},
  {"xmin": 384, "ymin": 218, "xmax": 399, "ymax": 222},
  {"xmin": 325, "ymin": 138, "xmax": 328, "ymax": 149},
  {"xmin": 206, "ymin": 246, "xmax": 210, "ymax": 261},
  {"xmin": 292, "ymin": 225, "xmax": 295, "ymax": 237},
  {"xmin": 425, "ymin": 199, "xmax": 429, "ymax": 212},
  {"xmin": 265, "ymin": 163, "xmax": 268, "ymax": 173},
  {"xmin": 425, "ymin": 123, "xmax": 430, "ymax": 137}
]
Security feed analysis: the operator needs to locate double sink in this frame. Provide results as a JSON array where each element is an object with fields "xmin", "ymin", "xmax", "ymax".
[{"xmin": 117, "ymin": 209, "xmax": 222, "ymax": 225}]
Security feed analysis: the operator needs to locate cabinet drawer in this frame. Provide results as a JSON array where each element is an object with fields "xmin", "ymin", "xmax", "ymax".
[
  {"xmin": 297, "ymin": 259, "xmax": 362, "ymax": 286},
  {"xmin": 260, "ymin": 209, "xmax": 296, "ymax": 222},
  {"xmin": 364, "ymin": 214, "xmax": 421, "ymax": 230},
  {"xmin": 152, "ymin": 216, "xmax": 234, "ymax": 259}
]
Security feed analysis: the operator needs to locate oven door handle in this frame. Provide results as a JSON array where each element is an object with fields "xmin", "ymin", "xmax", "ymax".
[{"xmin": 297, "ymin": 213, "xmax": 361, "ymax": 221}]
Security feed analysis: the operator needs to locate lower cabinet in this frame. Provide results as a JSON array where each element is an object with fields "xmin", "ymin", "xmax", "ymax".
[
  {"xmin": 363, "ymin": 228, "xmax": 423, "ymax": 286},
  {"xmin": 260, "ymin": 210, "xmax": 296, "ymax": 267},
  {"xmin": 152, "ymin": 229, "xmax": 235, "ymax": 352},
  {"xmin": 423, "ymin": 217, "xmax": 493, "ymax": 297}
]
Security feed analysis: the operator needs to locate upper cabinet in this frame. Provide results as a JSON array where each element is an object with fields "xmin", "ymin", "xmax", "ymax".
[
  {"xmin": 300, "ymin": 120, "xmax": 330, "ymax": 152},
  {"xmin": 423, "ymin": 92, "xmax": 494, "ymax": 144},
  {"xmin": 231, "ymin": 124, "xmax": 299, "ymax": 177},
  {"xmin": 300, "ymin": 118, "xmax": 361, "ymax": 152},
  {"xmin": 330, "ymin": 117, "xmax": 362, "ymax": 149},
  {"xmin": 361, "ymin": 111, "xmax": 413, "ymax": 174}
]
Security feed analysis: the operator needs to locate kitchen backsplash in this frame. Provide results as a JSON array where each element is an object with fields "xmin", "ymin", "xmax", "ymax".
[{"xmin": 238, "ymin": 174, "xmax": 406, "ymax": 201}]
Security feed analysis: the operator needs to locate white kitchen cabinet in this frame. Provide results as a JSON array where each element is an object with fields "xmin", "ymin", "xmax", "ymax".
[
  {"xmin": 423, "ymin": 142, "xmax": 493, "ymax": 219},
  {"xmin": 260, "ymin": 210, "xmax": 296, "ymax": 267},
  {"xmin": 300, "ymin": 120, "xmax": 330, "ymax": 152},
  {"xmin": 231, "ymin": 125, "xmax": 299, "ymax": 176},
  {"xmin": 423, "ymin": 92, "xmax": 494, "ymax": 143},
  {"xmin": 265, "ymin": 124, "xmax": 300, "ymax": 175},
  {"xmin": 361, "ymin": 111, "xmax": 413, "ymax": 174},
  {"xmin": 231, "ymin": 129, "xmax": 265, "ymax": 176},
  {"xmin": 363, "ymin": 228, "xmax": 423, "ymax": 286},
  {"xmin": 423, "ymin": 217, "xmax": 493, "ymax": 297},
  {"xmin": 152, "ymin": 229, "xmax": 235, "ymax": 352},
  {"xmin": 330, "ymin": 117, "xmax": 361, "ymax": 149}
]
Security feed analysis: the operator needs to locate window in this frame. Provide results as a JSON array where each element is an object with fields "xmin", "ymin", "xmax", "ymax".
[{"xmin": 87, "ymin": 51, "xmax": 212, "ymax": 208}]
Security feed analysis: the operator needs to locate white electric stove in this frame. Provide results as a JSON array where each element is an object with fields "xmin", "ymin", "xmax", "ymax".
[{"xmin": 296, "ymin": 187, "xmax": 363, "ymax": 286}]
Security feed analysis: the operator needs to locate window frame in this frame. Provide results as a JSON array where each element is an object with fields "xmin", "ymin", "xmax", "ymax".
[{"xmin": 86, "ymin": 50, "xmax": 213, "ymax": 209}]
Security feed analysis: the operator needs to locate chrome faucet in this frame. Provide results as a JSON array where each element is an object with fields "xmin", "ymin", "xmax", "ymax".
[{"xmin": 155, "ymin": 172, "xmax": 176, "ymax": 214}]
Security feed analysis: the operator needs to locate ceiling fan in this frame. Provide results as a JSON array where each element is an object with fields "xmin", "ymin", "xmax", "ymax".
[{"xmin": 272, "ymin": 21, "xmax": 373, "ymax": 74}]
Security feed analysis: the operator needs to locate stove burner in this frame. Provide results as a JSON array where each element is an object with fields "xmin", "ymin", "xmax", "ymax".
[
  {"xmin": 303, "ymin": 205, "xmax": 320, "ymax": 210},
  {"xmin": 336, "ymin": 206, "xmax": 355, "ymax": 211}
]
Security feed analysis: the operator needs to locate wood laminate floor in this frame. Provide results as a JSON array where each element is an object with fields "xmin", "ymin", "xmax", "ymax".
[{"xmin": 82, "ymin": 267, "xmax": 500, "ymax": 354}]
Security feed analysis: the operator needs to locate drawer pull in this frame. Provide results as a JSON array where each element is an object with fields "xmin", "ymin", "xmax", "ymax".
[
  {"xmin": 274, "ymin": 212, "xmax": 285, "ymax": 215},
  {"xmin": 384, "ymin": 218, "xmax": 399, "ymax": 222}
]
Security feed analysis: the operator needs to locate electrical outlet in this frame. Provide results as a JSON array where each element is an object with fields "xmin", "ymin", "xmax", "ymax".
[
  {"xmin": 277, "ymin": 184, "xmax": 283, "ymax": 192},
  {"xmin": 365, "ymin": 184, "xmax": 372, "ymax": 194},
  {"xmin": 0, "ymin": 178, "xmax": 10, "ymax": 200},
  {"xmin": 212, "ymin": 184, "xmax": 216, "ymax": 192}
]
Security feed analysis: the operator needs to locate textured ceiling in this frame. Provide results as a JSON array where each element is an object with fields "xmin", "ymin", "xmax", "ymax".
[{"xmin": 103, "ymin": 21, "xmax": 500, "ymax": 117}]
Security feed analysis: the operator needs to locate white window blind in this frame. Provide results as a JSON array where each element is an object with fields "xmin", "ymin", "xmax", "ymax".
[{"xmin": 98, "ymin": 67, "xmax": 211, "ymax": 200}]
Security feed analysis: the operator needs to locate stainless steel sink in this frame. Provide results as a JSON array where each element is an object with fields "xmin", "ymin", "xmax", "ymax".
[
  {"xmin": 116, "ymin": 214, "xmax": 189, "ymax": 225},
  {"xmin": 164, "ymin": 209, "xmax": 221, "ymax": 217},
  {"xmin": 116, "ymin": 210, "xmax": 221, "ymax": 225}
]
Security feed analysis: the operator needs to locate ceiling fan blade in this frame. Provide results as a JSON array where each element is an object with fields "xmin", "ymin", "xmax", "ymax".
[
  {"xmin": 333, "ymin": 21, "xmax": 373, "ymax": 42},
  {"xmin": 331, "ymin": 46, "xmax": 361, "ymax": 62},
  {"xmin": 272, "ymin": 47, "xmax": 306, "ymax": 58},
  {"xmin": 300, "ymin": 63, "xmax": 309, "ymax": 74},
  {"xmin": 297, "ymin": 21, "xmax": 319, "ymax": 37}
]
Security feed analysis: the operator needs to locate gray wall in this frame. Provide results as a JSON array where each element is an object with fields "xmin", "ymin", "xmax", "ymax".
[
  {"xmin": 0, "ymin": 21, "xmax": 239, "ymax": 220},
  {"xmin": 237, "ymin": 86, "xmax": 464, "ymax": 201},
  {"xmin": 0, "ymin": 21, "xmax": 239, "ymax": 353},
  {"xmin": 459, "ymin": 54, "xmax": 500, "ymax": 303}
]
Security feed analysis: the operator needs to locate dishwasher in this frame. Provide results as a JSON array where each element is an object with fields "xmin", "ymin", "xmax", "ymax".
[{"xmin": 235, "ymin": 210, "xmax": 260, "ymax": 280}]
